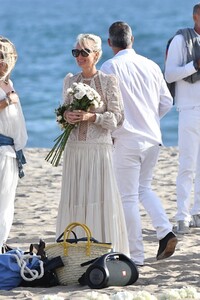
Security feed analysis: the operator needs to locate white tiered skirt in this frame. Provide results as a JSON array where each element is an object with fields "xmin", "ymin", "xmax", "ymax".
[{"xmin": 56, "ymin": 141, "xmax": 130, "ymax": 257}]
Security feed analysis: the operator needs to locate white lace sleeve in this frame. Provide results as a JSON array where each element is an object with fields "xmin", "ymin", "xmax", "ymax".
[
  {"xmin": 94, "ymin": 75, "xmax": 124, "ymax": 130},
  {"xmin": 62, "ymin": 73, "xmax": 73, "ymax": 104}
]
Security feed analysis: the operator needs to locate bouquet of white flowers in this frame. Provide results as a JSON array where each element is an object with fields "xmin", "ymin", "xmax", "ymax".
[{"xmin": 45, "ymin": 82, "xmax": 102, "ymax": 167}]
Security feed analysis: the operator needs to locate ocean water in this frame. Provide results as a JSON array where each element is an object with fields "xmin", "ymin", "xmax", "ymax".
[{"xmin": 0, "ymin": 0, "xmax": 198, "ymax": 147}]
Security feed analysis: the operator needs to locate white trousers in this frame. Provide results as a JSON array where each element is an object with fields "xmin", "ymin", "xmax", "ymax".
[
  {"xmin": 0, "ymin": 154, "xmax": 18, "ymax": 250},
  {"xmin": 176, "ymin": 108, "xmax": 200, "ymax": 222},
  {"xmin": 113, "ymin": 140, "xmax": 172, "ymax": 265}
]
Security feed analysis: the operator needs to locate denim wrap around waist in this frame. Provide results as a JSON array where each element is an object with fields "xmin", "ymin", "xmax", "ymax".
[{"xmin": 0, "ymin": 133, "xmax": 26, "ymax": 178}]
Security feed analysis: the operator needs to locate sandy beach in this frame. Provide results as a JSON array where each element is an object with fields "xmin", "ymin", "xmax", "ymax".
[{"xmin": 1, "ymin": 147, "xmax": 200, "ymax": 300}]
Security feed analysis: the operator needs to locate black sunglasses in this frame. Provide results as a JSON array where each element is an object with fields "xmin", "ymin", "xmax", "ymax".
[{"xmin": 72, "ymin": 48, "xmax": 92, "ymax": 58}]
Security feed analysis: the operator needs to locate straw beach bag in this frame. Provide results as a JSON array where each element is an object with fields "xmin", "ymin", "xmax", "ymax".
[{"xmin": 45, "ymin": 222, "xmax": 112, "ymax": 285}]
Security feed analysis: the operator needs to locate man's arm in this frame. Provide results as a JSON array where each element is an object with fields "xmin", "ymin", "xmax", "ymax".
[{"xmin": 165, "ymin": 34, "xmax": 197, "ymax": 83}]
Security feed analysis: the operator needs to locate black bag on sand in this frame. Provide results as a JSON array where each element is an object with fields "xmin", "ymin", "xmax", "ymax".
[
  {"xmin": 20, "ymin": 256, "xmax": 64, "ymax": 287},
  {"xmin": 79, "ymin": 252, "xmax": 139, "ymax": 289},
  {"xmin": 20, "ymin": 239, "xmax": 64, "ymax": 287},
  {"xmin": 3, "ymin": 239, "xmax": 64, "ymax": 288}
]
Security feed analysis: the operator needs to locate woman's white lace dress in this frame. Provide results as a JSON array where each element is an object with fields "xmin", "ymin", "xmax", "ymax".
[
  {"xmin": 0, "ymin": 80, "xmax": 27, "ymax": 249},
  {"xmin": 56, "ymin": 71, "xmax": 130, "ymax": 256}
]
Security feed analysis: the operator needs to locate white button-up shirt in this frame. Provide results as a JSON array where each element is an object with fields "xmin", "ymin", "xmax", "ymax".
[
  {"xmin": 101, "ymin": 49, "xmax": 173, "ymax": 148},
  {"xmin": 165, "ymin": 33, "xmax": 200, "ymax": 109}
]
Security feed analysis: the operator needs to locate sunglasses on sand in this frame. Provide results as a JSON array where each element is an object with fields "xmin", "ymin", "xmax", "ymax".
[{"xmin": 72, "ymin": 48, "xmax": 92, "ymax": 58}]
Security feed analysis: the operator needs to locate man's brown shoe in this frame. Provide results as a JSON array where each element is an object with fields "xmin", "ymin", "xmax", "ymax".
[{"xmin": 156, "ymin": 232, "xmax": 178, "ymax": 260}]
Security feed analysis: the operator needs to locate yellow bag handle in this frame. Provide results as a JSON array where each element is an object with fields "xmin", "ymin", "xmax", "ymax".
[{"xmin": 63, "ymin": 222, "xmax": 92, "ymax": 256}]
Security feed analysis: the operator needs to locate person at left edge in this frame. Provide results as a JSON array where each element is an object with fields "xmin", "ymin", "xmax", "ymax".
[
  {"xmin": 0, "ymin": 36, "xmax": 28, "ymax": 252},
  {"xmin": 55, "ymin": 33, "xmax": 130, "ymax": 256}
]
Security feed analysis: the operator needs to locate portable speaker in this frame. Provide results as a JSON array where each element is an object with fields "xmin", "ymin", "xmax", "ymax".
[{"xmin": 84, "ymin": 252, "xmax": 139, "ymax": 289}]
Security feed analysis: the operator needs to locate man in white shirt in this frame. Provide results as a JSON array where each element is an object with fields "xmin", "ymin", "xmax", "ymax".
[
  {"xmin": 165, "ymin": 3, "xmax": 200, "ymax": 234},
  {"xmin": 101, "ymin": 21, "xmax": 177, "ymax": 266}
]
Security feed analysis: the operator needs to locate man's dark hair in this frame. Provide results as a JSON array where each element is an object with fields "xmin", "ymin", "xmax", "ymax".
[
  {"xmin": 109, "ymin": 21, "xmax": 132, "ymax": 49},
  {"xmin": 193, "ymin": 3, "xmax": 200, "ymax": 14}
]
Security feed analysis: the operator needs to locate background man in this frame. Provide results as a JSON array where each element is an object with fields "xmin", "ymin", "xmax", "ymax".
[{"xmin": 165, "ymin": 3, "xmax": 200, "ymax": 234}]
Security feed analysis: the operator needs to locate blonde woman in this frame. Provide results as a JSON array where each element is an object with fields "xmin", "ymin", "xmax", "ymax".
[
  {"xmin": 0, "ymin": 36, "xmax": 27, "ymax": 251},
  {"xmin": 56, "ymin": 33, "xmax": 129, "ymax": 256}
]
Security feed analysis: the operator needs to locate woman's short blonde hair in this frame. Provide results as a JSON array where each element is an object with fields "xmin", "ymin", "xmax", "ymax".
[
  {"xmin": 0, "ymin": 36, "xmax": 17, "ymax": 82},
  {"xmin": 76, "ymin": 33, "xmax": 102, "ymax": 64}
]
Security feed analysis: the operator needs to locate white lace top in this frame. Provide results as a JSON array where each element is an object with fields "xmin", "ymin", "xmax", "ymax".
[
  {"xmin": 63, "ymin": 70, "xmax": 124, "ymax": 145},
  {"xmin": 0, "ymin": 80, "xmax": 27, "ymax": 157}
]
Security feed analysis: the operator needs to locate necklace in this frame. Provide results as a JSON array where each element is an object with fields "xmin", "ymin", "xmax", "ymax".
[{"xmin": 81, "ymin": 70, "xmax": 98, "ymax": 80}]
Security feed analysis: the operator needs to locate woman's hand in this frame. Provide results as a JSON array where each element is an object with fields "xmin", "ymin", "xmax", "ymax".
[
  {"xmin": 7, "ymin": 91, "xmax": 19, "ymax": 104},
  {"xmin": 64, "ymin": 110, "xmax": 96, "ymax": 124}
]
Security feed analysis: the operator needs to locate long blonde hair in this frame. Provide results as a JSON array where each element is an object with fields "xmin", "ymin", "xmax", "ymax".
[{"xmin": 0, "ymin": 36, "xmax": 18, "ymax": 82}]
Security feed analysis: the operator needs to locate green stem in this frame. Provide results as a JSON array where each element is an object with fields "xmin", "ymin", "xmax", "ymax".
[{"xmin": 45, "ymin": 124, "xmax": 74, "ymax": 166}]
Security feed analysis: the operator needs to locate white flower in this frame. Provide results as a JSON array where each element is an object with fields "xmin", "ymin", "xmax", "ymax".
[
  {"xmin": 92, "ymin": 99, "xmax": 100, "ymax": 108},
  {"xmin": 66, "ymin": 87, "xmax": 73, "ymax": 95},
  {"xmin": 132, "ymin": 291, "xmax": 157, "ymax": 300},
  {"xmin": 178, "ymin": 289, "xmax": 187, "ymax": 299},
  {"xmin": 158, "ymin": 286, "xmax": 200, "ymax": 300},
  {"xmin": 42, "ymin": 295, "xmax": 64, "ymax": 300},
  {"xmin": 85, "ymin": 291, "xmax": 110, "ymax": 300},
  {"xmin": 70, "ymin": 83, "xmax": 87, "ymax": 99},
  {"xmin": 111, "ymin": 291, "xmax": 157, "ymax": 300},
  {"xmin": 99, "ymin": 100, "xmax": 104, "ymax": 107},
  {"xmin": 66, "ymin": 82, "xmax": 102, "ymax": 107},
  {"xmin": 94, "ymin": 91, "xmax": 101, "ymax": 100},
  {"xmin": 158, "ymin": 290, "xmax": 181, "ymax": 300},
  {"xmin": 74, "ymin": 89, "xmax": 86, "ymax": 99},
  {"xmin": 182, "ymin": 286, "xmax": 200, "ymax": 298},
  {"xmin": 57, "ymin": 115, "xmax": 62, "ymax": 121},
  {"xmin": 111, "ymin": 291, "xmax": 133, "ymax": 300},
  {"xmin": 86, "ymin": 90, "xmax": 95, "ymax": 100},
  {"xmin": 72, "ymin": 82, "xmax": 78, "ymax": 88}
]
